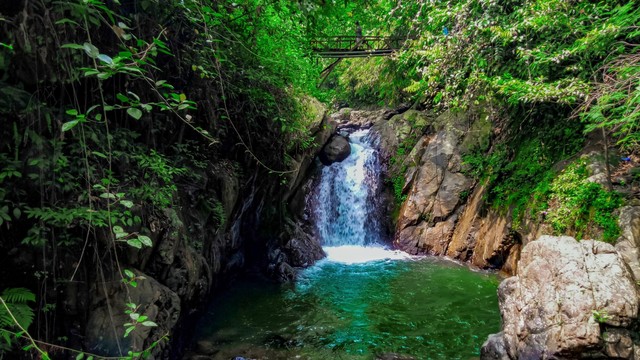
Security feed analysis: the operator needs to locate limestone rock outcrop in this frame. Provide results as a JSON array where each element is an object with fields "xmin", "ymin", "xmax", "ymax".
[
  {"xmin": 482, "ymin": 235, "xmax": 640, "ymax": 359},
  {"xmin": 394, "ymin": 130, "xmax": 472, "ymax": 255}
]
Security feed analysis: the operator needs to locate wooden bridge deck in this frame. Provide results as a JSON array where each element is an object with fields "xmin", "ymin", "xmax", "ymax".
[{"xmin": 311, "ymin": 36, "xmax": 406, "ymax": 58}]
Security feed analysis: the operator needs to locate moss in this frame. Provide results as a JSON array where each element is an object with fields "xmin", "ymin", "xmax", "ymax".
[
  {"xmin": 460, "ymin": 113, "xmax": 492, "ymax": 155},
  {"xmin": 545, "ymin": 159, "xmax": 622, "ymax": 242}
]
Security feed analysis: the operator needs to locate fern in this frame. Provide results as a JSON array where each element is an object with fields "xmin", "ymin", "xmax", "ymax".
[{"xmin": 0, "ymin": 288, "xmax": 35, "ymax": 331}]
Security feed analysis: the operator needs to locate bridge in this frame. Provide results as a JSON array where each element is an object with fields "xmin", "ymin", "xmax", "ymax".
[{"xmin": 311, "ymin": 36, "xmax": 407, "ymax": 58}]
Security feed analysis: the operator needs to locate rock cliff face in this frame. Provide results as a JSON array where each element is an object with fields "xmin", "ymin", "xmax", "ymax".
[
  {"xmin": 615, "ymin": 205, "xmax": 640, "ymax": 280},
  {"xmin": 76, "ymin": 99, "xmax": 332, "ymax": 358},
  {"xmin": 482, "ymin": 236, "xmax": 640, "ymax": 359},
  {"xmin": 335, "ymin": 107, "xmax": 640, "ymax": 359},
  {"xmin": 371, "ymin": 108, "xmax": 520, "ymax": 274}
]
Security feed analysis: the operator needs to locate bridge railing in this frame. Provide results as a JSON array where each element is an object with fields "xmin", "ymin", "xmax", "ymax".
[{"xmin": 310, "ymin": 36, "xmax": 408, "ymax": 53}]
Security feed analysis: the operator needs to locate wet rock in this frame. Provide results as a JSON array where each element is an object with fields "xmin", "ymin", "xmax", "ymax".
[
  {"xmin": 84, "ymin": 269, "xmax": 180, "ymax": 357},
  {"xmin": 319, "ymin": 135, "xmax": 351, "ymax": 165},
  {"xmin": 273, "ymin": 261, "xmax": 296, "ymax": 282},
  {"xmin": 481, "ymin": 333, "xmax": 510, "ymax": 360},
  {"xmin": 481, "ymin": 236, "xmax": 640, "ymax": 359},
  {"xmin": 329, "ymin": 108, "xmax": 390, "ymax": 130},
  {"xmin": 375, "ymin": 107, "xmax": 522, "ymax": 273}
]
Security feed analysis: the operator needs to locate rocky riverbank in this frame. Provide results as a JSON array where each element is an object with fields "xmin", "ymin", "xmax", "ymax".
[{"xmin": 332, "ymin": 106, "xmax": 640, "ymax": 359}]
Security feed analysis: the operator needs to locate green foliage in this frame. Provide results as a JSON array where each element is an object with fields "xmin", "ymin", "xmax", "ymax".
[
  {"xmin": 0, "ymin": 288, "xmax": 36, "ymax": 349},
  {"xmin": 124, "ymin": 303, "xmax": 158, "ymax": 338},
  {"xmin": 462, "ymin": 107, "xmax": 585, "ymax": 227},
  {"xmin": 0, "ymin": 0, "xmax": 331, "ymax": 356},
  {"xmin": 128, "ymin": 150, "xmax": 186, "ymax": 208},
  {"xmin": 582, "ymin": 51, "xmax": 640, "ymax": 150},
  {"xmin": 546, "ymin": 160, "xmax": 622, "ymax": 242},
  {"xmin": 592, "ymin": 309, "xmax": 610, "ymax": 324},
  {"xmin": 313, "ymin": 0, "xmax": 640, "ymax": 113}
]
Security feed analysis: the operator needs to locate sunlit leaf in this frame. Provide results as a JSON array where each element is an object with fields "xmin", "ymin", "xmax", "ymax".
[{"xmin": 127, "ymin": 108, "xmax": 143, "ymax": 120}]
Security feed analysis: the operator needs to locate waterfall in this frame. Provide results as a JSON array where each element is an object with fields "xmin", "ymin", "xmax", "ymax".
[
  {"xmin": 311, "ymin": 128, "xmax": 390, "ymax": 253},
  {"xmin": 313, "ymin": 129, "xmax": 383, "ymax": 247}
]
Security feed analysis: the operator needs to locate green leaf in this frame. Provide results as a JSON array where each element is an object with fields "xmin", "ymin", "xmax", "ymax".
[
  {"xmin": 92, "ymin": 151, "xmax": 108, "ymax": 159},
  {"xmin": 0, "ymin": 211, "xmax": 10, "ymax": 221},
  {"xmin": 56, "ymin": 19, "xmax": 80, "ymax": 26},
  {"xmin": 83, "ymin": 42, "xmax": 100, "ymax": 59},
  {"xmin": 76, "ymin": 353, "xmax": 85, "ymax": 360},
  {"xmin": 61, "ymin": 120, "xmax": 79, "ymax": 132},
  {"xmin": 127, "ymin": 238, "xmax": 142, "ymax": 249},
  {"xmin": 116, "ymin": 93, "xmax": 129, "ymax": 103},
  {"xmin": 129, "ymin": 313, "xmax": 140, "ymax": 321},
  {"xmin": 60, "ymin": 43, "xmax": 84, "ymax": 50},
  {"xmin": 127, "ymin": 108, "xmax": 143, "ymax": 120},
  {"xmin": 141, "ymin": 320, "xmax": 157, "ymax": 327},
  {"xmin": 124, "ymin": 326, "xmax": 135, "ymax": 338},
  {"xmin": 113, "ymin": 225, "xmax": 124, "ymax": 233},
  {"xmin": 124, "ymin": 269, "xmax": 135, "ymax": 278},
  {"xmin": 138, "ymin": 235, "xmax": 152, "ymax": 247},
  {"xmin": 97, "ymin": 54, "xmax": 113, "ymax": 65},
  {"xmin": 120, "ymin": 200, "xmax": 134, "ymax": 208},
  {"xmin": 13, "ymin": 208, "xmax": 21, "ymax": 219},
  {"xmin": 100, "ymin": 193, "xmax": 116, "ymax": 199}
]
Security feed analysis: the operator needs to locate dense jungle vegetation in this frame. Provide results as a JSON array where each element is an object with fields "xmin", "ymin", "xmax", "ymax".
[{"xmin": 1, "ymin": 0, "xmax": 639, "ymax": 358}]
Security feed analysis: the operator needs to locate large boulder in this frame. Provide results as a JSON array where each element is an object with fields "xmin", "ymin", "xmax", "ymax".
[
  {"xmin": 319, "ymin": 135, "xmax": 351, "ymax": 165},
  {"xmin": 482, "ymin": 236, "xmax": 640, "ymax": 359},
  {"xmin": 85, "ymin": 270, "xmax": 181, "ymax": 358}
]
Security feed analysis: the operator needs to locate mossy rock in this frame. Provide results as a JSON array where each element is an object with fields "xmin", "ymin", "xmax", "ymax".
[
  {"xmin": 300, "ymin": 96, "xmax": 327, "ymax": 133},
  {"xmin": 460, "ymin": 113, "xmax": 492, "ymax": 155}
]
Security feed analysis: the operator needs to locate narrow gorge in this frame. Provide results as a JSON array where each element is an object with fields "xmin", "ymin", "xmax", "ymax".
[{"xmin": 2, "ymin": 1, "xmax": 640, "ymax": 360}]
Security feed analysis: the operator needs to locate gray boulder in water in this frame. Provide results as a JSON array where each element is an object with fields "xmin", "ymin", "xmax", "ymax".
[{"xmin": 319, "ymin": 135, "xmax": 350, "ymax": 165}]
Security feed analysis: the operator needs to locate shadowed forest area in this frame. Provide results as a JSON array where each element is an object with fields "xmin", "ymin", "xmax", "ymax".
[{"xmin": 1, "ymin": 0, "xmax": 640, "ymax": 359}]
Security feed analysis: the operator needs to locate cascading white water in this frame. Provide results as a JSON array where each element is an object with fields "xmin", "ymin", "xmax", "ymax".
[
  {"xmin": 311, "ymin": 128, "xmax": 408, "ymax": 263},
  {"xmin": 191, "ymin": 130, "xmax": 501, "ymax": 360}
]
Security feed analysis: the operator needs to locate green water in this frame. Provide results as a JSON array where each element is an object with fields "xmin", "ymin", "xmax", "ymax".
[{"xmin": 191, "ymin": 255, "xmax": 500, "ymax": 360}]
